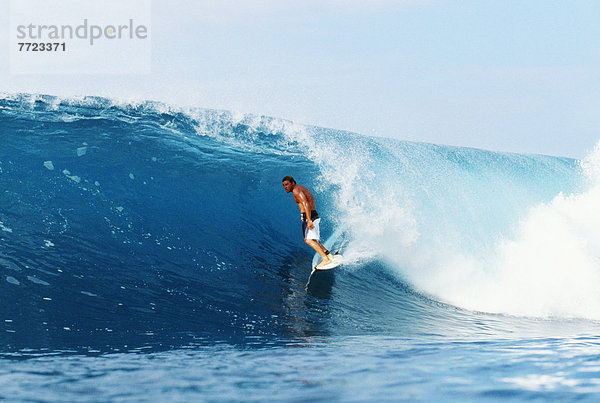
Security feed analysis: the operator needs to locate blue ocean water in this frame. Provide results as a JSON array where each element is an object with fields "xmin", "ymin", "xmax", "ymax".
[{"xmin": 1, "ymin": 93, "xmax": 600, "ymax": 400}]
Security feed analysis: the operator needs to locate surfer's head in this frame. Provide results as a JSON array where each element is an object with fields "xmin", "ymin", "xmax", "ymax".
[{"xmin": 282, "ymin": 176, "xmax": 296, "ymax": 193}]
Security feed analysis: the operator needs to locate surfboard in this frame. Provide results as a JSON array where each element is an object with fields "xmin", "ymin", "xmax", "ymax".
[
  {"xmin": 306, "ymin": 227, "xmax": 349, "ymax": 292},
  {"xmin": 311, "ymin": 254, "xmax": 343, "ymax": 273}
]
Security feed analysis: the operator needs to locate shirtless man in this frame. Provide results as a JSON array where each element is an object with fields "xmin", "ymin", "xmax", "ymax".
[{"xmin": 282, "ymin": 176, "xmax": 333, "ymax": 268}]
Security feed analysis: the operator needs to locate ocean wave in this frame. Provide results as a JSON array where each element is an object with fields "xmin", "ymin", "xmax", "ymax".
[{"xmin": 0, "ymin": 93, "xmax": 597, "ymax": 353}]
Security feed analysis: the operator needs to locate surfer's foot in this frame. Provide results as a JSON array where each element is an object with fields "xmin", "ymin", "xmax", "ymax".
[{"xmin": 316, "ymin": 257, "xmax": 333, "ymax": 268}]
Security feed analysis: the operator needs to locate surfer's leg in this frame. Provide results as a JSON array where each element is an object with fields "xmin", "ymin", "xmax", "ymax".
[
  {"xmin": 305, "ymin": 239, "xmax": 333, "ymax": 266},
  {"xmin": 303, "ymin": 218, "xmax": 332, "ymax": 266}
]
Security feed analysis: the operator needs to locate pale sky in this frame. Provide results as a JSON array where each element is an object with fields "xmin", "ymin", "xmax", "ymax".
[{"xmin": 1, "ymin": 0, "xmax": 599, "ymax": 158}]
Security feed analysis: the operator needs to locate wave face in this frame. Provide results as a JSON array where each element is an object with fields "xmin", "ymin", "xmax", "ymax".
[{"xmin": 0, "ymin": 94, "xmax": 597, "ymax": 352}]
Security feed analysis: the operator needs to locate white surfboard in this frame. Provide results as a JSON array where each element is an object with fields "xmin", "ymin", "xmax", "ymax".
[
  {"xmin": 311, "ymin": 226, "xmax": 349, "ymax": 274},
  {"xmin": 311, "ymin": 254, "xmax": 343, "ymax": 273}
]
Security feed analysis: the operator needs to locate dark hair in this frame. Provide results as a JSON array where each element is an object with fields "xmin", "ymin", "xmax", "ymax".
[{"xmin": 282, "ymin": 176, "xmax": 296, "ymax": 184}]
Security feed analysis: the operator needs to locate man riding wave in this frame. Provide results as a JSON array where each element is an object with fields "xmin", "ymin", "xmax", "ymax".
[{"xmin": 282, "ymin": 176, "xmax": 333, "ymax": 268}]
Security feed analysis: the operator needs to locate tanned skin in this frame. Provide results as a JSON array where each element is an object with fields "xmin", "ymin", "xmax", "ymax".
[{"xmin": 282, "ymin": 179, "xmax": 333, "ymax": 268}]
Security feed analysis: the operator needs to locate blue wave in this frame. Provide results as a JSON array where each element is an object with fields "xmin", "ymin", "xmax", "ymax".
[{"xmin": 0, "ymin": 94, "xmax": 594, "ymax": 353}]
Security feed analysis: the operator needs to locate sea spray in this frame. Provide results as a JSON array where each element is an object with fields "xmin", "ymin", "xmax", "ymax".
[{"xmin": 294, "ymin": 129, "xmax": 586, "ymax": 318}]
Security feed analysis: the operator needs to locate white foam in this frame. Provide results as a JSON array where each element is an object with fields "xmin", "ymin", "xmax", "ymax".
[
  {"xmin": 0, "ymin": 222, "xmax": 13, "ymax": 233},
  {"xmin": 27, "ymin": 276, "xmax": 50, "ymax": 286},
  {"xmin": 287, "ymin": 123, "xmax": 600, "ymax": 319},
  {"xmin": 6, "ymin": 276, "xmax": 20, "ymax": 285},
  {"xmin": 62, "ymin": 169, "xmax": 81, "ymax": 183},
  {"xmin": 43, "ymin": 160, "xmax": 55, "ymax": 170},
  {"xmin": 388, "ymin": 142, "xmax": 600, "ymax": 319},
  {"xmin": 501, "ymin": 374, "xmax": 578, "ymax": 391},
  {"xmin": 282, "ymin": 124, "xmax": 419, "ymax": 270}
]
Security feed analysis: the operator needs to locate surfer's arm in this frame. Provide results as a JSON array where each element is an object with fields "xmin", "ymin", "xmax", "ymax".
[
  {"xmin": 304, "ymin": 207, "xmax": 312, "ymax": 222},
  {"xmin": 296, "ymin": 190, "xmax": 314, "ymax": 227}
]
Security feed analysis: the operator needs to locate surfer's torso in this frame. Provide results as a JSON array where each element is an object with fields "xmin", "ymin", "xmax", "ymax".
[{"xmin": 292, "ymin": 185, "xmax": 316, "ymax": 214}]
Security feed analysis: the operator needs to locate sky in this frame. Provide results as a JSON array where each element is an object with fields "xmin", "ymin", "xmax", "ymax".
[{"xmin": 1, "ymin": 0, "xmax": 600, "ymax": 158}]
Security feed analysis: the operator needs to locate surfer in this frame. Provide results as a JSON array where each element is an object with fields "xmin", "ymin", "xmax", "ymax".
[{"xmin": 282, "ymin": 176, "xmax": 334, "ymax": 268}]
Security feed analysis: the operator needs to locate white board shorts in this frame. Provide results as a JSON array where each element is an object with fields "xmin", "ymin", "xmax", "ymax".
[{"xmin": 302, "ymin": 217, "xmax": 321, "ymax": 240}]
